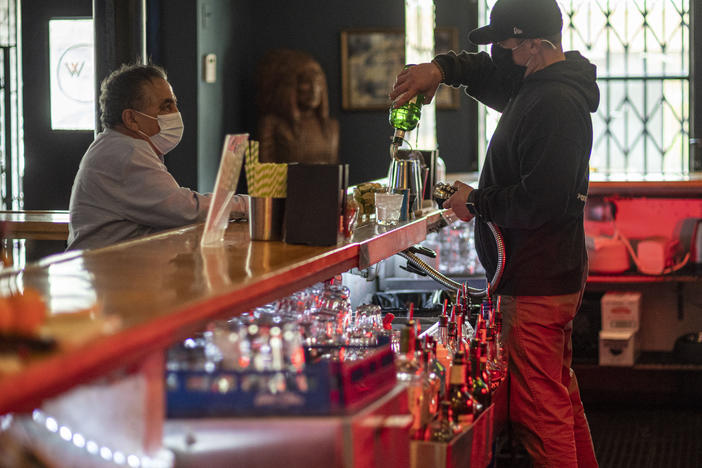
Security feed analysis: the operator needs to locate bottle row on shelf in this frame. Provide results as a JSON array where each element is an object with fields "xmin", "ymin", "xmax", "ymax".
[{"xmin": 395, "ymin": 287, "xmax": 506, "ymax": 443}]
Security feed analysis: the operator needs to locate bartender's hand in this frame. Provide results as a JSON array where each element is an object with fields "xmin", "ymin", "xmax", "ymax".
[
  {"xmin": 442, "ymin": 181, "xmax": 474, "ymax": 222},
  {"xmin": 389, "ymin": 62, "xmax": 444, "ymax": 108}
]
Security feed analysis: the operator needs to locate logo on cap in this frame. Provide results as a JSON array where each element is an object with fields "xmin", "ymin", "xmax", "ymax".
[{"xmin": 513, "ymin": 27, "xmax": 523, "ymax": 35}]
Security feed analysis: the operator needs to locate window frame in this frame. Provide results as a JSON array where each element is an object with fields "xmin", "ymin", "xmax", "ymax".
[
  {"xmin": 472, "ymin": 0, "xmax": 699, "ymax": 178},
  {"xmin": 692, "ymin": 0, "xmax": 702, "ymax": 171}
]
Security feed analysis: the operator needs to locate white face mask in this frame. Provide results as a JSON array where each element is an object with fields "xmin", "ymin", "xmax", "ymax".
[{"xmin": 134, "ymin": 110, "xmax": 184, "ymax": 155}]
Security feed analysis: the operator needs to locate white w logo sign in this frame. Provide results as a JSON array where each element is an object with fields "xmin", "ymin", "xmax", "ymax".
[{"xmin": 64, "ymin": 61, "xmax": 85, "ymax": 77}]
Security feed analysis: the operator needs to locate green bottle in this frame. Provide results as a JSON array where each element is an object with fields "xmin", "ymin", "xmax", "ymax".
[
  {"xmin": 389, "ymin": 65, "xmax": 424, "ymax": 156},
  {"xmin": 389, "ymin": 93, "xmax": 423, "ymax": 131}
]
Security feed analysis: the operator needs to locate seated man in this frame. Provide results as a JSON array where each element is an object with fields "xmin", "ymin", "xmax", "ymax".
[{"xmin": 67, "ymin": 63, "xmax": 247, "ymax": 250}]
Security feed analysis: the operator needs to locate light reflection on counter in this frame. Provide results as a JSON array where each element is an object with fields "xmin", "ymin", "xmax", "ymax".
[{"xmin": 46, "ymin": 259, "xmax": 98, "ymax": 315}]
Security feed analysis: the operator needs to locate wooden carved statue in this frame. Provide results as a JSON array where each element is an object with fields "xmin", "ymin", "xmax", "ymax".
[{"xmin": 257, "ymin": 49, "xmax": 339, "ymax": 164}]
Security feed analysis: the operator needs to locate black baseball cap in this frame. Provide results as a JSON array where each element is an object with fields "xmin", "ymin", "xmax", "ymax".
[{"xmin": 468, "ymin": 0, "xmax": 563, "ymax": 45}]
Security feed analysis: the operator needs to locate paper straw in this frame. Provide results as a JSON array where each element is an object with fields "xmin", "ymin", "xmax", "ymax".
[
  {"xmin": 245, "ymin": 140, "xmax": 260, "ymax": 195},
  {"xmin": 244, "ymin": 140, "xmax": 287, "ymax": 198},
  {"xmin": 254, "ymin": 163, "xmax": 287, "ymax": 197}
]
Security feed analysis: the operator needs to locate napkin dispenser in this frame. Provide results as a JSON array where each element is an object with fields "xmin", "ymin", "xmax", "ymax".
[{"xmin": 285, "ymin": 163, "xmax": 348, "ymax": 246}]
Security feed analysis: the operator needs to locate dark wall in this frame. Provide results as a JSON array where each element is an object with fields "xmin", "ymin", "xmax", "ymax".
[
  {"xmin": 195, "ymin": 0, "xmax": 251, "ymax": 191},
  {"xmin": 241, "ymin": 0, "xmax": 479, "ymax": 185},
  {"xmin": 154, "ymin": 1, "xmax": 199, "ymax": 190},
  {"xmin": 436, "ymin": 1, "xmax": 479, "ymax": 174},
  {"xmin": 154, "ymin": 0, "xmax": 479, "ymax": 191},
  {"xmin": 154, "ymin": 0, "xmax": 250, "ymax": 192}
]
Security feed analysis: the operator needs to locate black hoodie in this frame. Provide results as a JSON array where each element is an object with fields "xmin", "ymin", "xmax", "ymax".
[{"xmin": 433, "ymin": 50, "xmax": 600, "ymax": 296}]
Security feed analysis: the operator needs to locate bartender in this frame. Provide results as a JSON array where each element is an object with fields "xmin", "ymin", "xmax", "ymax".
[
  {"xmin": 390, "ymin": 0, "xmax": 600, "ymax": 466},
  {"xmin": 67, "ymin": 63, "xmax": 247, "ymax": 251}
]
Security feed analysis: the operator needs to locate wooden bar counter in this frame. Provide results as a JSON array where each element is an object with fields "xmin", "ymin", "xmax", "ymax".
[
  {"xmin": 0, "ymin": 210, "xmax": 438, "ymax": 415},
  {"xmin": 0, "ymin": 210, "xmax": 70, "ymax": 240}
]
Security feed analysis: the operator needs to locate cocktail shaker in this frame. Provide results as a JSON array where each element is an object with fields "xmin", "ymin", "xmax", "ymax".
[{"xmin": 387, "ymin": 156, "xmax": 423, "ymax": 218}]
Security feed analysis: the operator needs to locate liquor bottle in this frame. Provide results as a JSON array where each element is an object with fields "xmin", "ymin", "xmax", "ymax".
[
  {"xmin": 407, "ymin": 362, "xmax": 425, "ymax": 440},
  {"xmin": 466, "ymin": 291, "xmax": 480, "ymax": 333},
  {"xmin": 436, "ymin": 314, "xmax": 452, "ymax": 380},
  {"xmin": 447, "ymin": 305, "xmax": 458, "ymax": 355},
  {"xmin": 427, "ymin": 401, "xmax": 458, "ymax": 442},
  {"xmin": 476, "ymin": 304, "xmax": 488, "ymax": 343},
  {"xmin": 447, "ymin": 351, "xmax": 475, "ymax": 429},
  {"xmin": 479, "ymin": 340, "xmax": 492, "ymax": 390},
  {"xmin": 389, "ymin": 65, "xmax": 424, "ymax": 157},
  {"xmin": 438, "ymin": 312, "xmax": 449, "ymax": 346},
  {"xmin": 410, "ymin": 346, "xmax": 442, "ymax": 440},
  {"xmin": 469, "ymin": 338, "xmax": 491, "ymax": 410},
  {"xmin": 454, "ymin": 310, "xmax": 463, "ymax": 355},
  {"xmin": 458, "ymin": 305, "xmax": 471, "ymax": 351},
  {"xmin": 408, "ymin": 318, "xmax": 417, "ymax": 359},
  {"xmin": 426, "ymin": 336, "xmax": 447, "ymax": 400},
  {"xmin": 464, "ymin": 356, "xmax": 484, "ymax": 416},
  {"xmin": 455, "ymin": 289, "xmax": 464, "ymax": 322},
  {"xmin": 396, "ymin": 322, "xmax": 420, "ymax": 380},
  {"xmin": 422, "ymin": 344, "xmax": 441, "ymax": 415},
  {"xmin": 389, "ymin": 91, "xmax": 423, "ymax": 131},
  {"xmin": 495, "ymin": 297, "xmax": 507, "ymax": 370},
  {"xmin": 459, "ymin": 288, "xmax": 475, "ymax": 346},
  {"xmin": 486, "ymin": 323, "xmax": 504, "ymax": 388}
]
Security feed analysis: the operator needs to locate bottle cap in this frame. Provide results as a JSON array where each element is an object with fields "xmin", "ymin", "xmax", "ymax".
[{"xmin": 382, "ymin": 313, "xmax": 395, "ymax": 330}]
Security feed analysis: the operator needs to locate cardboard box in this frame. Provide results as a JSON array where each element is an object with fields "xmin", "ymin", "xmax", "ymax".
[
  {"xmin": 599, "ymin": 329, "xmax": 639, "ymax": 366},
  {"xmin": 601, "ymin": 291, "xmax": 641, "ymax": 331}
]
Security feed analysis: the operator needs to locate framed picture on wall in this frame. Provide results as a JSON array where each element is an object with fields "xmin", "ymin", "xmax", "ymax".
[{"xmin": 340, "ymin": 27, "xmax": 460, "ymax": 111}]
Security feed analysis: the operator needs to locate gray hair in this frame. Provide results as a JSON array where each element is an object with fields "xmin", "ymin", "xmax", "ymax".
[{"xmin": 99, "ymin": 63, "xmax": 168, "ymax": 129}]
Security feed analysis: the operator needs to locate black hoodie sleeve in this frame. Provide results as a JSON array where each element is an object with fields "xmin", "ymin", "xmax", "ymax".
[
  {"xmin": 475, "ymin": 94, "xmax": 591, "ymax": 230},
  {"xmin": 433, "ymin": 50, "xmax": 522, "ymax": 112}
]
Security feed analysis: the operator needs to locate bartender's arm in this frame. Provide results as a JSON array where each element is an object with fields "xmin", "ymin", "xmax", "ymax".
[{"xmin": 391, "ymin": 51, "xmax": 520, "ymax": 112}]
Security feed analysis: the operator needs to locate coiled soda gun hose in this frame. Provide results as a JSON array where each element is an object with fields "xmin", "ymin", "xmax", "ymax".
[{"xmin": 397, "ymin": 183, "xmax": 505, "ymax": 299}]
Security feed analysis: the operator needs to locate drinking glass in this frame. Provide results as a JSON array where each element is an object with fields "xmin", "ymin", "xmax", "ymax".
[{"xmin": 375, "ymin": 192, "xmax": 404, "ymax": 226}]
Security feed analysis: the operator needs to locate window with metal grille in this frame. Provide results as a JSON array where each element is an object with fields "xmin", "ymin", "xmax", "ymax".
[{"xmin": 479, "ymin": 0, "xmax": 692, "ymax": 178}]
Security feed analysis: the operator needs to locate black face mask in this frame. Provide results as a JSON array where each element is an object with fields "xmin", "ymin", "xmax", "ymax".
[{"xmin": 490, "ymin": 44, "xmax": 527, "ymax": 79}]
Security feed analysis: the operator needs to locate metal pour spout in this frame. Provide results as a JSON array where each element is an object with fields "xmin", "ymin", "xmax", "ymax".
[{"xmin": 389, "ymin": 129, "xmax": 406, "ymax": 160}]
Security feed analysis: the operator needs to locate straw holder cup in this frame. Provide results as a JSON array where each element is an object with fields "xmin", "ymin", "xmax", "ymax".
[{"xmin": 249, "ymin": 197, "xmax": 286, "ymax": 241}]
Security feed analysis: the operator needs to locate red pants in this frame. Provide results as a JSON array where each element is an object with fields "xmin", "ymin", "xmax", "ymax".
[{"xmin": 499, "ymin": 292, "xmax": 598, "ymax": 468}]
